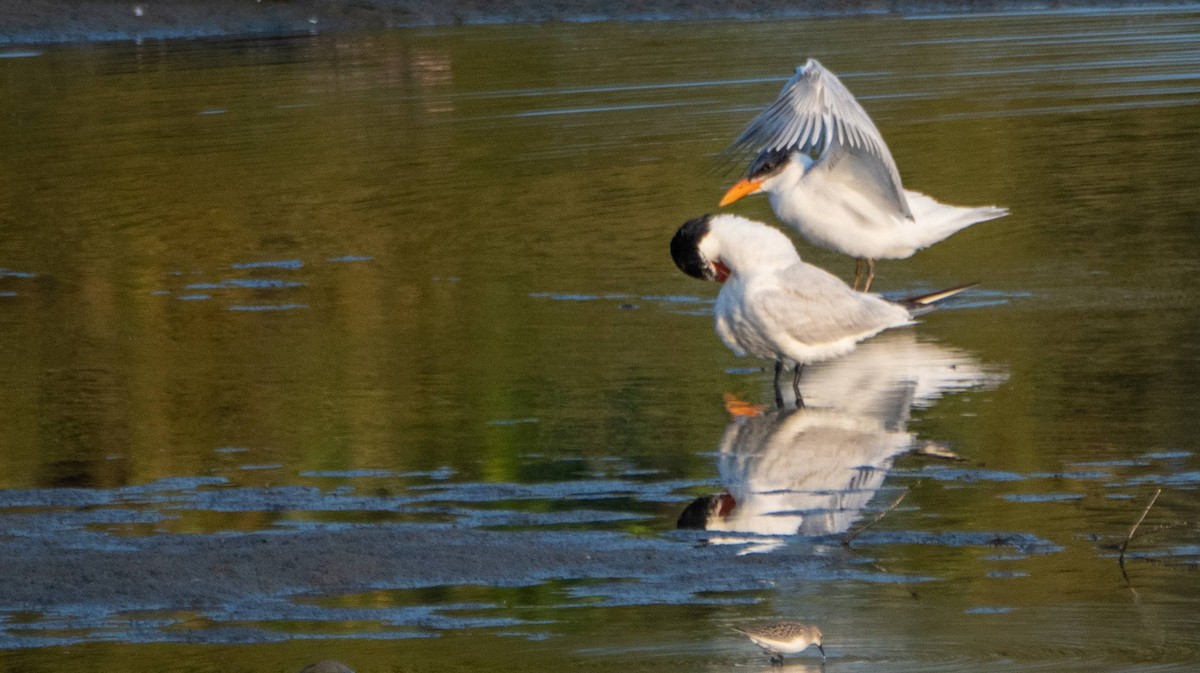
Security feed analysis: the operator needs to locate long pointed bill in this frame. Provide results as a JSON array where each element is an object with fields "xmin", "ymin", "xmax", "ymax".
[{"xmin": 718, "ymin": 178, "xmax": 763, "ymax": 207}]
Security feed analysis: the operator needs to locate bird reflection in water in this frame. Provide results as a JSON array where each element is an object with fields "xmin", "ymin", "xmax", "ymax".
[{"xmin": 678, "ymin": 331, "xmax": 1004, "ymax": 554}]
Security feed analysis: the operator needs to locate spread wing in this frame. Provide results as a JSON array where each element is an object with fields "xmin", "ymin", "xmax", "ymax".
[
  {"xmin": 754, "ymin": 263, "xmax": 909, "ymax": 347},
  {"xmin": 728, "ymin": 59, "xmax": 911, "ymax": 219}
]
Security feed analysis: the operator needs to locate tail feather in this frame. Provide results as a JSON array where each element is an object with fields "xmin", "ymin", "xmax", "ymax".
[
  {"xmin": 905, "ymin": 189, "xmax": 1009, "ymax": 249},
  {"xmin": 901, "ymin": 282, "xmax": 978, "ymax": 317}
]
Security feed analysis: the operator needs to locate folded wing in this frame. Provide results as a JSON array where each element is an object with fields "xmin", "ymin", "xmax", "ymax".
[{"xmin": 755, "ymin": 263, "xmax": 910, "ymax": 347}]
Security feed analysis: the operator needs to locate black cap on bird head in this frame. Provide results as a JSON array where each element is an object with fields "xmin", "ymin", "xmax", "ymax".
[
  {"xmin": 746, "ymin": 147, "xmax": 792, "ymax": 181},
  {"xmin": 670, "ymin": 214, "xmax": 715, "ymax": 281}
]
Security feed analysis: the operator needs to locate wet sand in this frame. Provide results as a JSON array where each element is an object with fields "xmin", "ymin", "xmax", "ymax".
[{"xmin": 0, "ymin": 0, "xmax": 1191, "ymax": 45}]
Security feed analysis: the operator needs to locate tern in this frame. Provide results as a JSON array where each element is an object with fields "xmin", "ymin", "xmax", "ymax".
[
  {"xmin": 670, "ymin": 213, "xmax": 975, "ymax": 407},
  {"xmin": 719, "ymin": 58, "xmax": 1008, "ymax": 291}
]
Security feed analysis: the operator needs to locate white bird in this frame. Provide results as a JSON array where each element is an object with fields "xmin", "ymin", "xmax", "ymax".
[
  {"xmin": 718, "ymin": 58, "xmax": 1008, "ymax": 291},
  {"xmin": 669, "ymin": 213, "xmax": 974, "ymax": 406}
]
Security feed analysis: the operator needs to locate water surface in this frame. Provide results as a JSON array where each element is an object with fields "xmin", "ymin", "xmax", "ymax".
[{"xmin": 1, "ymin": 8, "xmax": 1199, "ymax": 673}]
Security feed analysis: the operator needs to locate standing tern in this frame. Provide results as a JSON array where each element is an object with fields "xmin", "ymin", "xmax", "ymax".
[
  {"xmin": 718, "ymin": 58, "xmax": 1008, "ymax": 291},
  {"xmin": 670, "ymin": 213, "xmax": 974, "ymax": 407}
]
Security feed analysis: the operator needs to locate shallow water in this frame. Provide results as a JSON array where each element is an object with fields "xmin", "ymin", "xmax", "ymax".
[{"xmin": 2, "ymin": 7, "xmax": 1200, "ymax": 672}]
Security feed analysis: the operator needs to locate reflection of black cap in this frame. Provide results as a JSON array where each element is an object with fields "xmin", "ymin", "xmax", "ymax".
[
  {"xmin": 670, "ymin": 215, "xmax": 714, "ymax": 281},
  {"xmin": 676, "ymin": 493, "xmax": 734, "ymax": 529}
]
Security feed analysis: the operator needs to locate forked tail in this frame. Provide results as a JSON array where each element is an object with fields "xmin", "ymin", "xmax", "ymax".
[{"xmin": 901, "ymin": 282, "xmax": 978, "ymax": 317}]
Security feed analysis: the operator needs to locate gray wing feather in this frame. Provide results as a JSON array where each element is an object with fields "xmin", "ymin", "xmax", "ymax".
[
  {"xmin": 728, "ymin": 59, "xmax": 911, "ymax": 218},
  {"xmin": 756, "ymin": 264, "xmax": 907, "ymax": 346}
]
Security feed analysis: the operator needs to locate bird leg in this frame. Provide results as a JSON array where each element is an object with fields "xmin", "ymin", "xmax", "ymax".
[
  {"xmin": 769, "ymin": 653, "xmax": 784, "ymax": 666},
  {"xmin": 792, "ymin": 364, "xmax": 805, "ymax": 409},
  {"xmin": 862, "ymin": 258, "xmax": 877, "ymax": 292},
  {"xmin": 852, "ymin": 258, "xmax": 864, "ymax": 291},
  {"xmin": 773, "ymin": 361, "xmax": 785, "ymax": 409}
]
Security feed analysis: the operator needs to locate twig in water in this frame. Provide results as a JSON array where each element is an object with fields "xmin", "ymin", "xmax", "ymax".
[
  {"xmin": 843, "ymin": 486, "xmax": 910, "ymax": 549},
  {"xmin": 843, "ymin": 546, "xmax": 921, "ymax": 600},
  {"xmin": 1119, "ymin": 488, "xmax": 1161, "ymax": 583}
]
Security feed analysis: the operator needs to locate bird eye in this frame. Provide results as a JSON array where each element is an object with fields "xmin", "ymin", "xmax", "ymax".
[{"xmin": 749, "ymin": 150, "xmax": 787, "ymax": 179}]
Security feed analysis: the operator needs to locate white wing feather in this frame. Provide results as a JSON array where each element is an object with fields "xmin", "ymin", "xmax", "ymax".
[{"xmin": 729, "ymin": 59, "xmax": 911, "ymax": 219}]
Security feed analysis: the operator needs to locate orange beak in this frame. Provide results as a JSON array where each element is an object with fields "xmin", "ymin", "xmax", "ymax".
[{"xmin": 718, "ymin": 177, "xmax": 763, "ymax": 207}]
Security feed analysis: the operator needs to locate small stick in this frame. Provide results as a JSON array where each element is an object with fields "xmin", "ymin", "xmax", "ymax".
[
  {"xmin": 843, "ymin": 547, "xmax": 921, "ymax": 600},
  {"xmin": 841, "ymin": 486, "xmax": 920, "ymax": 599},
  {"xmin": 1119, "ymin": 488, "xmax": 1161, "ymax": 582},
  {"xmin": 843, "ymin": 487, "xmax": 910, "ymax": 548}
]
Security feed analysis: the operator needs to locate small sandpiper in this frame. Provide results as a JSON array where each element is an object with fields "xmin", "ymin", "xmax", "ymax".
[{"xmin": 733, "ymin": 620, "xmax": 825, "ymax": 665}]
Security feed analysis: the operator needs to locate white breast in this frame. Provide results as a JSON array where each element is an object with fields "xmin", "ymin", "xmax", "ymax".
[{"xmin": 770, "ymin": 177, "xmax": 919, "ymax": 260}]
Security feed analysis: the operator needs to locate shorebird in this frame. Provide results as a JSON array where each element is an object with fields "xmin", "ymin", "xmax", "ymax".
[
  {"xmin": 669, "ymin": 213, "xmax": 975, "ymax": 407},
  {"xmin": 734, "ymin": 621, "xmax": 825, "ymax": 665},
  {"xmin": 719, "ymin": 58, "xmax": 1007, "ymax": 291}
]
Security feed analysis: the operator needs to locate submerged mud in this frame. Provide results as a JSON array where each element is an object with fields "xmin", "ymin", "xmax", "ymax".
[
  {"xmin": 0, "ymin": 475, "xmax": 1067, "ymax": 647},
  {"xmin": 0, "ymin": 519, "xmax": 847, "ymax": 645}
]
